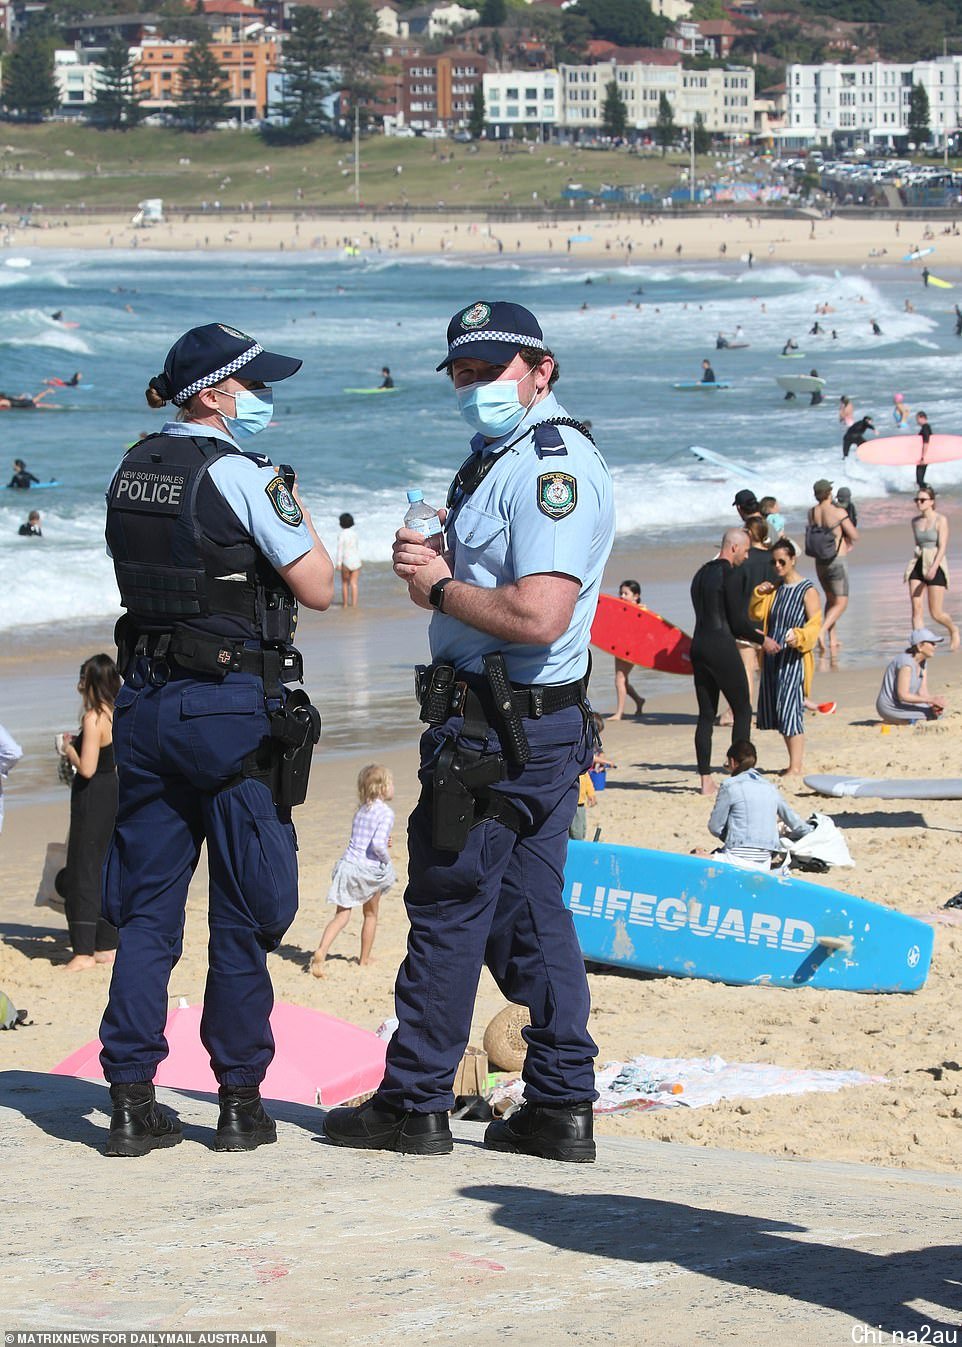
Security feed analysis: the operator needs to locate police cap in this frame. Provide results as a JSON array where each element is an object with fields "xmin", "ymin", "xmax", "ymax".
[
  {"xmin": 436, "ymin": 300, "xmax": 546, "ymax": 372},
  {"xmin": 152, "ymin": 323, "xmax": 303, "ymax": 406}
]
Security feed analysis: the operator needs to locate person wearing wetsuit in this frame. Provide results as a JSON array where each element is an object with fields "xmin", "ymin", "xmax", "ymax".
[
  {"xmin": 842, "ymin": 416, "xmax": 874, "ymax": 460},
  {"xmin": 8, "ymin": 459, "xmax": 39, "ymax": 488},
  {"xmin": 690, "ymin": 528, "xmax": 778, "ymax": 795},
  {"xmin": 380, "ymin": 366, "xmax": 394, "ymax": 389},
  {"xmin": 701, "ymin": 359, "xmax": 716, "ymax": 384}
]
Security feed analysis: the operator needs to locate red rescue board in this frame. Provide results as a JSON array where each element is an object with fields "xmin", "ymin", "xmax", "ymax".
[{"xmin": 590, "ymin": 594, "xmax": 693, "ymax": 675}]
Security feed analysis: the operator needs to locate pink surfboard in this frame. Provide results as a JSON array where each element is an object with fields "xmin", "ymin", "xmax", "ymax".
[
  {"xmin": 857, "ymin": 433, "xmax": 962, "ymax": 466},
  {"xmin": 590, "ymin": 594, "xmax": 692, "ymax": 675}
]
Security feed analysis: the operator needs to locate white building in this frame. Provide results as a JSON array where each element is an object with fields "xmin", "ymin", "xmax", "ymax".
[
  {"xmin": 650, "ymin": 0, "xmax": 692, "ymax": 20},
  {"xmin": 559, "ymin": 61, "xmax": 753, "ymax": 135},
  {"xmin": 398, "ymin": 2, "xmax": 478, "ymax": 39},
  {"xmin": 55, "ymin": 49, "xmax": 103, "ymax": 109},
  {"xmin": 787, "ymin": 56, "xmax": 962, "ymax": 144},
  {"xmin": 483, "ymin": 69, "xmax": 558, "ymax": 134}
]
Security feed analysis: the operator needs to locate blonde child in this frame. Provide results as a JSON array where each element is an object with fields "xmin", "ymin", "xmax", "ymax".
[{"xmin": 311, "ymin": 764, "xmax": 395, "ymax": 976}]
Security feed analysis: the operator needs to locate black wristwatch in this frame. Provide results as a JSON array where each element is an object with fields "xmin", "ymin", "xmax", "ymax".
[{"xmin": 429, "ymin": 577, "xmax": 453, "ymax": 612}]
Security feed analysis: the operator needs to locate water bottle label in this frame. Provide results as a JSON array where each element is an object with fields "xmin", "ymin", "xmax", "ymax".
[{"xmin": 410, "ymin": 516, "xmax": 443, "ymax": 538}]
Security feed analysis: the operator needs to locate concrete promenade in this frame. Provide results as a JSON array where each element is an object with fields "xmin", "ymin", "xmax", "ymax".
[{"xmin": 1, "ymin": 1072, "xmax": 960, "ymax": 1346}]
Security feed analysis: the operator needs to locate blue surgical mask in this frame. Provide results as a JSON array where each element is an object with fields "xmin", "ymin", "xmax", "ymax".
[
  {"xmin": 456, "ymin": 369, "xmax": 534, "ymax": 438},
  {"xmin": 221, "ymin": 387, "xmax": 273, "ymax": 438}
]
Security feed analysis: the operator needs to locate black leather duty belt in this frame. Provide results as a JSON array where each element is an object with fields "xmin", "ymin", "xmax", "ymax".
[{"xmin": 415, "ymin": 663, "xmax": 587, "ymax": 723}]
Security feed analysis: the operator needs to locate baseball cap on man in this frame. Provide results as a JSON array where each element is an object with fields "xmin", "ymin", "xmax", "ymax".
[
  {"xmin": 437, "ymin": 300, "xmax": 547, "ymax": 371},
  {"xmin": 813, "ymin": 478, "xmax": 833, "ymax": 494},
  {"xmin": 733, "ymin": 489, "xmax": 759, "ymax": 510},
  {"xmin": 910, "ymin": 627, "xmax": 945, "ymax": 646},
  {"xmin": 151, "ymin": 323, "xmax": 303, "ymax": 407}
]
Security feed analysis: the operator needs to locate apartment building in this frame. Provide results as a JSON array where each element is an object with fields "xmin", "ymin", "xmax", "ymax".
[
  {"xmin": 560, "ymin": 60, "xmax": 754, "ymax": 134},
  {"xmin": 787, "ymin": 56, "xmax": 962, "ymax": 143},
  {"xmin": 483, "ymin": 69, "xmax": 558, "ymax": 135},
  {"xmin": 401, "ymin": 50, "xmax": 485, "ymax": 129},
  {"xmin": 134, "ymin": 34, "xmax": 279, "ymax": 120}
]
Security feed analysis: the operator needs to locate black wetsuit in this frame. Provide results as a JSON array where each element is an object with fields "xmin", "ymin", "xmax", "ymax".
[
  {"xmin": 689, "ymin": 558, "xmax": 761, "ymax": 776},
  {"xmin": 17, "ymin": 522, "xmax": 41, "ymax": 536},
  {"xmin": 842, "ymin": 418, "xmax": 873, "ymax": 460},
  {"xmin": 7, "ymin": 469, "xmax": 39, "ymax": 488},
  {"xmin": 917, "ymin": 421, "xmax": 932, "ymax": 488},
  {"xmin": 702, "ymin": 365, "xmax": 716, "ymax": 383}
]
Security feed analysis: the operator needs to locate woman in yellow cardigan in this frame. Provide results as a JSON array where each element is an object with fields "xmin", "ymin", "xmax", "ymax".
[{"xmin": 749, "ymin": 538, "xmax": 822, "ymax": 779}]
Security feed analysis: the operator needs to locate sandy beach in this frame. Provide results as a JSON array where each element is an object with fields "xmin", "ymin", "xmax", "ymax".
[
  {"xmin": 2, "ymin": 495, "xmax": 961, "ymax": 1175},
  {"xmin": 4, "ymin": 210, "xmax": 961, "ymax": 269}
]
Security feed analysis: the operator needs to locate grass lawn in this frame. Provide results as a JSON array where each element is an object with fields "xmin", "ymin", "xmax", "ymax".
[{"xmin": 0, "ymin": 123, "xmax": 726, "ymax": 210}]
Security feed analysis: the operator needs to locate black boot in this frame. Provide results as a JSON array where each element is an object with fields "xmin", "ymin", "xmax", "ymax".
[
  {"xmin": 106, "ymin": 1083, "xmax": 182, "ymax": 1158},
  {"xmin": 214, "ymin": 1087, "xmax": 277, "ymax": 1152},
  {"xmin": 323, "ymin": 1096, "xmax": 453, "ymax": 1155},
  {"xmin": 484, "ymin": 1100, "xmax": 595, "ymax": 1163}
]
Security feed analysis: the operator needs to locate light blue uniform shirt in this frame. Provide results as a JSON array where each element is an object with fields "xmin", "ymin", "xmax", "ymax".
[
  {"xmin": 429, "ymin": 391, "xmax": 615, "ymax": 684},
  {"xmin": 114, "ymin": 421, "xmax": 313, "ymax": 570}
]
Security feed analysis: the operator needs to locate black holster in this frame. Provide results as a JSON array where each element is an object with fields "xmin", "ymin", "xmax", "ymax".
[
  {"xmin": 235, "ymin": 689, "xmax": 321, "ymax": 817},
  {"xmin": 432, "ymin": 737, "xmax": 521, "ymax": 853}
]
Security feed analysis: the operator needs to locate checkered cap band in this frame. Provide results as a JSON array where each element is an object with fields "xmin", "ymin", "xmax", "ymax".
[
  {"xmin": 447, "ymin": 330, "xmax": 547, "ymax": 354},
  {"xmin": 174, "ymin": 341, "xmax": 263, "ymax": 405}
]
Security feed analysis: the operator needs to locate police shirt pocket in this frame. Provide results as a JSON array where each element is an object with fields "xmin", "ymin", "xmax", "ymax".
[{"xmin": 453, "ymin": 504, "xmax": 508, "ymax": 578}]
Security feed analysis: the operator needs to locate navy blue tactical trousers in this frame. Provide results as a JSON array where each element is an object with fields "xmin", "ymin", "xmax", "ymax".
[
  {"xmin": 379, "ymin": 704, "xmax": 598, "ymax": 1113},
  {"xmin": 99, "ymin": 669, "xmax": 298, "ymax": 1087}
]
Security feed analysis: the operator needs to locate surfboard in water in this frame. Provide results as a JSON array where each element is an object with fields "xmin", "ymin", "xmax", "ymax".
[
  {"xmin": 590, "ymin": 594, "xmax": 692, "ymax": 675},
  {"xmin": 6, "ymin": 480, "xmax": 59, "ymax": 489},
  {"xmin": 776, "ymin": 375, "xmax": 825, "ymax": 394},
  {"xmin": 564, "ymin": 840, "xmax": 933, "ymax": 993},
  {"xmin": 672, "ymin": 381, "xmax": 731, "ymax": 391},
  {"xmin": 928, "ymin": 275, "xmax": 953, "ymax": 289},
  {"xmin": 857, "ymin": 433, "xmax": 962, "ymax": 466},
  {"xmin": 342, "ymin": 387, "xmax": 399, "ymax": 395},
  {"xmin": 688, "ymin": 444, "xmax": 764, "ymax": 482},
  {"xmin": 805, "ymin": 775, "xmax": 962, "ymax": 800}
]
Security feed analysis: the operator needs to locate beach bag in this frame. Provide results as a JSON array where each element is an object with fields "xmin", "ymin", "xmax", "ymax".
[
  {"xmin": 780, "ymin": 812, "xmax": 854, "ymax": 869},
  {"xmin": 804, "ymin": 513, "xmax": 841, "ymax": 562},
  {"xmin": 35, "ymin": 841, "xmax": 67, "ymax": 914},
  {"xmin": 0, "ymin": 988, "xmax": 26, "ymax": 1030}
]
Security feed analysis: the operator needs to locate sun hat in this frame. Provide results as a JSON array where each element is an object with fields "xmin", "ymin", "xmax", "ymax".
[{"xmin": 910, "ymin": 627, "xmax": 944, "ymax": 646}]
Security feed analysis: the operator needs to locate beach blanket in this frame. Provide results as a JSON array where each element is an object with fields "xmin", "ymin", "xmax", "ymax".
[{"xmin": 490, "ymin": 1053, "xmax": 885, "ymax": 1115}]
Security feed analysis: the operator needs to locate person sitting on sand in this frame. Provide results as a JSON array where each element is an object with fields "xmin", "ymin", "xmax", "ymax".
[
  {"xmin": 876, "ymin": 629, "xmax": 946, "ymax": 724},
  {"xmin": 694, "ymin": 739, "xmax": 811, "ymax": 870}
]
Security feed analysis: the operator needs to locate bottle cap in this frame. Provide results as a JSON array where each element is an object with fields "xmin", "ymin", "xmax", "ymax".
[{"xmin": 406, "ymin": 489, "xmax": 423, "ymax": 503}]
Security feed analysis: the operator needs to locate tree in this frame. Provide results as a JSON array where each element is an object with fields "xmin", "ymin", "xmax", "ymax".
[
  {"xmin": 600, "ymin": 79, "xmax": 627, "ymax": 138},
  {"xmin": 268, "ymin": 5, "xmax": 332, "ymax": 143},
  {"xmin": 468, "ymin": 81, "xmax": 485, "ymax": 139},
  {"xmin": 328, "ymin": 0, "xmax": 384, "ymax": 129},
  {"xmin": 693, "ymin": 109, "xmax": 710, "ymax": 155},
  {"xmin": 568, "ymin": 0, "xmax": 669, "ymax": 48},
  {"xmin": 481, "ymin": 0, "xmax": 506, "ymax": 24},
  {"xmin": 2, "ymin": 24, "xmax": 60, "ymax": 121},
  {"xmin": 654, "ymin": 91, "xmax": 676, "ymax": 156},
  {"xmin": 173, "ymin": 33, "xmax": 230, "ymax": 131},
  {"xmin": 90, "ymin": 34, "xmax": 142, "ymax": 129},
  {"xmin": 907, "ymin": 81, "xmax": 931, "ymax": 146}
]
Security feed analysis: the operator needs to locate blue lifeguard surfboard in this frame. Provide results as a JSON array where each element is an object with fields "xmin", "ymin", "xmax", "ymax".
[{"xmin": 564, "ymin": 841, "xmax": 932, "ymax": 993}]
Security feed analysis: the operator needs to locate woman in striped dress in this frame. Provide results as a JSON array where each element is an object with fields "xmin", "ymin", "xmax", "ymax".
[{"xmin": 750, "ymin": 539, "xmax": 822, "ymax": 779}]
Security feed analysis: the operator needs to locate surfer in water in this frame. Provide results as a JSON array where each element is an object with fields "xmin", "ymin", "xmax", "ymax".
[
  {"xmin": 701, "ymin": 359, "xmax": 717, "ymax": 384},
  {"xmin": 809, "ymin": 370, "xmax": 823, "ymax": 406},
  {"xmin": 0, "ymin": 389, "xmax": 53, "ymax": 410},
  {"xmin": 379, "ymin": 366, "xmax": 394, "ymax": 389},
  {"xmin": 45, "ymin": 371, "xmax": 83, "ymax": 387},
  {"xmin": 781, "ymin": 338, "xmax": 799, "ymax": 356},
  {"xmin": 18, "ymin": 509, "xmax": 42, "ymax": 537},
  {"xmin": 8, "ymin": 459, "xmax": 39, "ymax": 488},
  {"xmin": 842, "ymin": 415, "xmax": 874, "ymax": 460}
]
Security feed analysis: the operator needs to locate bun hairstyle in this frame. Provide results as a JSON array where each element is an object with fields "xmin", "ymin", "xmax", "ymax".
[
  {"xmin": 145, "ymin": 372, "xmax": 174, "ymax": 409},
  {"xmin": 726, "ymin": 738, "xmax": 757, "ymax": 774}
]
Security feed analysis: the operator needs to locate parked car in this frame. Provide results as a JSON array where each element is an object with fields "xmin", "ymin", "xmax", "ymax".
[
  {"xmin": 421, "ymin": 127, "xmax": 448, "ymax": 140},
  {"xmin": 389, "ymin": 125, "xmax": 417, "ymax": 138},
  {"xmin": 451, "ymin": 130, "xmax": 473, "ymax": 143}
]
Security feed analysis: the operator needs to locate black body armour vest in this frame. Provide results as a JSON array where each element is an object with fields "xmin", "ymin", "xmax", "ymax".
[{"xmin": 105, "ymin": 432, "xmax": 297, "ymax": 645}]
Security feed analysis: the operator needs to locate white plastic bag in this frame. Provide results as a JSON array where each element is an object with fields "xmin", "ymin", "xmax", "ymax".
[{"xmin": 780, "ymin": 812, "xmax": 854, "ymax": 869}]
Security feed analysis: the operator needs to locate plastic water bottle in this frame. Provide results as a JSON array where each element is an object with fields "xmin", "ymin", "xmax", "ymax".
[{"xmin": 404, "ymin": 489, "xmax": 443, "ymax": 551}]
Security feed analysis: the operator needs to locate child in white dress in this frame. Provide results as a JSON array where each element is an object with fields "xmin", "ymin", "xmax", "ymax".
[
  {"xmin": 311, "ymin": 764, "xmax": 395, "ymax": 976},
  {"xmin": 336, "ymin": 511, "xmax": 362, "ymax": 608}
]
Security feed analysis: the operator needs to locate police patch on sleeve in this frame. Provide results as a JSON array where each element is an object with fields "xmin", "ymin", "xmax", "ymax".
[
  {"xmin": 265, "ymin": 475, "xmax": 303, "ymax": 527},
  {"xmin": 537, "ymin": 471, "xmax": 577, "ymax": 520}
]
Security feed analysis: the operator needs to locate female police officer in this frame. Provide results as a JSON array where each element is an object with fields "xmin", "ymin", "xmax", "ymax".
[
  {"xmin": 99, "ymin": 323, "xmax": 333, "ymax": 1157},
  {"xmin": 324, "ymin": 300, "xmax": 614, "ymax": 1162}
]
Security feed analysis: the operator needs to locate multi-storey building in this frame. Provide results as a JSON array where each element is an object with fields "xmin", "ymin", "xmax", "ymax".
[
  {"xmin": 401, "ymin": 50, "xmax": 485, "ymax": 129},
  {"xmin": 787, "ymin": 56, "xmax": 962, "ymax": 144},
  {"xmin": 559, "ymin": 60, "xmax": 754, "ymax": 135},
  {"xmin": 483, "ymin": 68, "xmax": 558, "ymax": 136},
  {"xmin": 133, "ymin": 34, "xmax": 280, "ymax": 121}
]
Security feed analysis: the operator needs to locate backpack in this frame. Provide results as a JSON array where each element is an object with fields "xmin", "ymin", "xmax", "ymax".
[{"xmin": 804, "ymin": 510, "xmax": 841, "ymax": 562}]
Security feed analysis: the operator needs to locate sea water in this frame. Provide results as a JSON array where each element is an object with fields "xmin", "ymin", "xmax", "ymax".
[{"xmin": 0, "ymin": 249, "xmax": 955, "ymax": 784}]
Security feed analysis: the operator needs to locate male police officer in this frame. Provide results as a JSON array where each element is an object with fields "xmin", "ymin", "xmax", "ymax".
[
  {"xmin": 324, "ymin": 300, "xmax": 614, "ymax": 1162},
  {"xmin": 100, "ymin": 323, "xmax": 334, "ymax": 1157}
]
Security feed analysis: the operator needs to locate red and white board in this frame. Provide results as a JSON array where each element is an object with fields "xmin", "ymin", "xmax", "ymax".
[
  {"xmin": 857, "ymin": 434, "xmax": 962, "ymax": 466},
  {"xmin": 590, "ymin": 594, "xmax": 692, "ymax": 675}
]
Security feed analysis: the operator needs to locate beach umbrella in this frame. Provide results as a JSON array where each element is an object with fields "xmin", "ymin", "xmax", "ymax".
[{"xmin": 50, "ymin": 1000, "xmax": 386, "ymax": 1108}]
